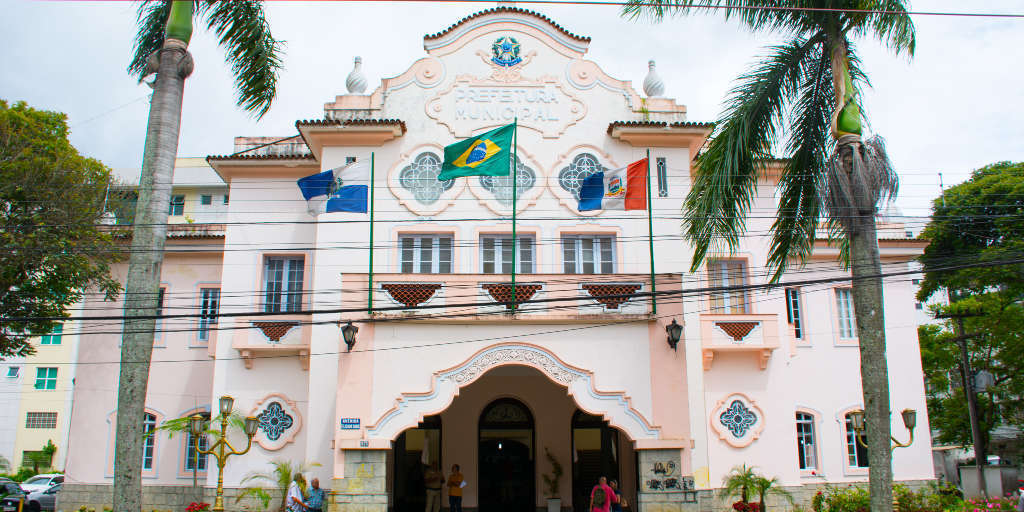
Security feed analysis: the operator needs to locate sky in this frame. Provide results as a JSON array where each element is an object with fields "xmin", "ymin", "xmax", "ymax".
[{"xmin": 3, "ymin": 0, "xmax": 1023, "ymax": 221}]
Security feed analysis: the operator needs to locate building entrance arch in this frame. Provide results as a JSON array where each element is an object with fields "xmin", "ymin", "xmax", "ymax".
[
  {"xmin": 478, "ymin": 398, "xmax": 535, "ymax": 512},
  {"xmin": 365, "ymin": 343, "xmax": 660, "ymax": 443}
]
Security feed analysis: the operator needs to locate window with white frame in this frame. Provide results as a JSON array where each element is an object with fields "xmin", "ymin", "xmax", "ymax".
[
  {"xmin": 562, "ymin": 235, "xmax": 615, "ymax": 274},
  {"xmin": 25, "ymin": 412, "xmax": 57, "ymax": 429},
  {"xmin": 400, "ymin": 235, "xmax": 453, "ymax": 273},
  {"xmin": 844, "ymin": 413, "xmax": 869, "ymax": 468},
  {"xmin": 785, "ymin": 288, "xmax": 803, "ymax": 339},
  {"xmin": 198, "ymin": 288, "xmax": 220, "ymax": 341},
  {"xmin": 5, "ymin": 367, "xmax": 18, "ymax": 378},
  {"xmin": 264, "ymin": 257, "xmax": 304, "ymax": 313},
  {"xmin": 34, "ymin": 367, "xmax": 57, "ymax": 390},
  {"xmin": 795, "ymin": 412, "xmax": 816, "ymax": 470},
  {"xmin": 835, "ymin": 288, "xmax": 857, "ymax": 339},
  {"xmin": 142, "ymin": 412, "xmax": 157, "ymax": 470},
  {"xmin": 200, "ymin": 195, "xmax": 212, "ymax": 206},
  {"xmin": 481, "ymin": 235, "xmax": 534, "ymax": 274},
  {"xmin": 169, "ymin": 195, "xmax": 185, "ymax": 216},
  {"xmin": 708, "ymin": 260, "xmax": 750, "ymax": 314},
  {"xmin": 40, "ymin": 324, "xmax": 62, "ymax": 345},
  {"xmin": 184, "ymin": 412, "xmax": 210, "ymax": 471}
]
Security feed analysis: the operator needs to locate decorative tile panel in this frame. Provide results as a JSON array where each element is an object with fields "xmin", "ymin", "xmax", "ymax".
[
  {"xmin": 481, "ymin": 283, "xmax": 542, "ymax": 310},
  {"xmin": 582, "ymin": 283, "xmax": 642, "ymax": 310},
  {"xmin": 252, "ymin": 322, "xmax": 300, "ymax": 342},
  {"xmin": 381, "ymin": 283, "xmax": 443, "ymax": 308}
]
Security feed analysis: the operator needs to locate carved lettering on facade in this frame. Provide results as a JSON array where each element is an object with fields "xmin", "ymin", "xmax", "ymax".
[{"xmin": 426, "ymin": 75, "xmax": 586, "ymax": 139}]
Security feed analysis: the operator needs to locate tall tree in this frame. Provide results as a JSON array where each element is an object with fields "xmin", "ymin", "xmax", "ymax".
[
  {"xmin": 0, "ymin": 99, "xmax": 121, "ymax": 357},
  {"xmin": 115, "ymin": 2, "xmax": 282, "ymax": 509},
  {"xmin": 917, "ymin": 161, "xmax": 1024, "ymax": 463},
  {"xmin": 622, "ymin": 2, "xmax": 915, "ymax": 510}
]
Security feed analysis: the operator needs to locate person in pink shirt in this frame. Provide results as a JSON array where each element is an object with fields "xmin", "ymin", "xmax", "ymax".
[{"xmin": 589, "ymin": 476, "xmax": 618, "ymax": 512}]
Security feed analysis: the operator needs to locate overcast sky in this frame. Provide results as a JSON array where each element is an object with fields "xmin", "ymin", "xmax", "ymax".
[{"xmin": 3, "ymin": 1, "xmax": 1023, "ymax": 220}]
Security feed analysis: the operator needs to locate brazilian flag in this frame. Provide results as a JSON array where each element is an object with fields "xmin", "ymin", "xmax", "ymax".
[{"xmin": 438, "ymin": 123, "xmax": 515, "ymax": 180}]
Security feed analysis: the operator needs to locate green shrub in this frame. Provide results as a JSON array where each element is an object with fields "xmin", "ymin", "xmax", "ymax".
[
  {"xmin": 955, "ymin": 497, "xmax": 1016, "ymax": 511},
  {"xmin": 811, "ymin": 486, "xmax": 870, "ymax": 512},
  {"xmin": 893, "ymin": 482, "xmax": 963, "ymax": 512}
]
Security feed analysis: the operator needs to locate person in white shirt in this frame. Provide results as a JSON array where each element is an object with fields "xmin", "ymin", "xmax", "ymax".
[{"xmin": 287, "ymin": 473, "xmax": 309, "ymax": 512}]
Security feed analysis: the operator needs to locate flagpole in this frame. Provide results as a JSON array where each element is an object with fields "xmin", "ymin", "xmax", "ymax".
[
  {"xmin": 646, "ymin": 149, "xmax": 656, "ymax": 315},
  {"xmin": 368, "ymin": 152, "xmax": 376, "ymax": 314},
  {"xmin": 510, "ymin": 118, "xmax": 518, "ymax": 312}
]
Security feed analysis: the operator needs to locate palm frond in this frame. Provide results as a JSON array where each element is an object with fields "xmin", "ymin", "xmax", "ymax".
[
  {"xmin": 127, "ymin": 0, "xmax": 174, "ymax": 79},
  {"xmin": 860, "ymin": 0, "xmax": 916, "ymax": 57},
  {"xmin": 765, "ymin": 36, "xmax": 831, "ymax": 282},
  {"xmin": 199, "ymin": 0, "xmax": 284, "ymax": 118},
  {"xmin": 621, "ymin": 0, "xmax": 804, "ymax": 33},
  {"xmin": 685, "ymin": 35, "xmax": 821, "ymax": 271}
]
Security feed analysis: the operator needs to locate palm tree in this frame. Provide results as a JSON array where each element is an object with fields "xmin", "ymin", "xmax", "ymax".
[
  {"xmin": 237, "ymin": 459, "xmax": 321, "ymax": 512},
  {"xmin": 622, "ymin": 3, "xmax": 915, "ymax": 511},
  {"xmin": 114, "ymin": 2, "xmax": 282, "ymax": 510},
  {"xmin": 721, "ymin": 464, "xmax": 759, "ymax": 504},
  {"xmin": 753, "ymin": 475, "xmax": 794, "ymax": 512}
]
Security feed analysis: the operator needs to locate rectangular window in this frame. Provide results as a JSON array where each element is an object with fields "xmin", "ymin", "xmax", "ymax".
[
  {"xmin": 198, "ymin": 288, "xmax": 220, "ymax": 341},
  {"xmin": 169, "ymin": 195, "xmax": 185, "ymax": 216},
  {"xmin": 785, "ymin": 288, "xmax": 803, "ymax": 339},
  {"xmin": 708, "ymin": 260, "xmax": 750, "ymax": 314},
  {"xmin": 911, "ymin": 279, "xmax": 921, "ymax": 285},
  {"xmin": 34, "ymin": 367, "xmax": 57, "ymax": 390},
  {"xmin": 796, "ymin": 412, "xmax": 817, "ymax": 470},
  {"xmin": 264, "ymin": 257, "xmax": 304, "ymax": 313},
  {"xmin": 345, "ymin": 156, "xmax": 357, "ymax": 164},
  {"xmin": 142, "ymin": 413, "xmax": 157, "ymax": 470},
  {"xmin": 562, "ymin": 235, "xmax": 615, "ymax": 274},
  {"xmin": 5, "ymin": 367, "xmax": 18, "ymax": 378},
  {"xmin": 845, "ymin": 415, "xmax": 869, "ymax": 468},
  {"xmin": 399, "ymin": 235, "xmax": 453, "ymax": 274},
  {"xmin": 835, "ymin": 288, "xmax": 857, "ymax": 339},
  {"xmin": 21, "ymin": 451, "xmax": 51, "ymax": 470},
  {"xmin": 223, "ymin": 194, "xmax": 229, "ymax": 205},
  {"xmin": 25, "ymin": 412, "xmax": 58, "ymax": 429},
  {"xmin": 656, "ymin": 157, "xmax": 668, "ymax": 197},
  {"xmin": 40, "ymin": 324, "xmax": 63, "ymax": 345},
  {"xmin": 915, "ymin": 302, "xmax": 923, "ymax": 310},
  {"xmin": 905, "ymin": 230, "xmax": 914, "ymax": 238},
  {"xmin": 481, "ymin": 235, "xmax": 534, "ymax": 274},
  {"xmin": 200, "ymin": 195, "xmax": 212, "ymax": 206}
]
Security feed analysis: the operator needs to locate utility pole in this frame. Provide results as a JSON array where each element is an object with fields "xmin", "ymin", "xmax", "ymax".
[{"xmin": 935, "ymin": 309, "xmax": 987, "ymax": 497}]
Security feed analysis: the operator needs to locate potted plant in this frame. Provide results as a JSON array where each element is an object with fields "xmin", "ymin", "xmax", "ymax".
[{"xmin": 541, "ymin": 447, "xmax": 564, "ymax": 512}]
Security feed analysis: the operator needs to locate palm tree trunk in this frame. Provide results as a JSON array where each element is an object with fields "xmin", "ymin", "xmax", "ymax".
[
  {"xmin": 112, "ymin": 36, "xmax": 192, "ymax": 511},
  {"xmin": 829, "ymin": 35, "xmax": 894, "ymax": 512}
]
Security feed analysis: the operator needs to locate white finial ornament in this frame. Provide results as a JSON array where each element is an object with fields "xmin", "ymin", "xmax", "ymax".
[
  {"xmin": 346, "ymin": 56, "xmax": 367, "ymax": 94},
  {"xmin": 643, "ymin": 60, "xmax": 664, "ymax": 98}
]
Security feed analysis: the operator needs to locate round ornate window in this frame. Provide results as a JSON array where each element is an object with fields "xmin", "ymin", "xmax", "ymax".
[
  {"xmin": 399, "ymin": 152, "xmax": 454, "ymax": 205},
  {"xmin": 558, "ymin": 153, "xmax": 607, "ymax": 200},
  {"xmin": 478, "ymin": 156, "xmax": 536, "ymax": 206}
]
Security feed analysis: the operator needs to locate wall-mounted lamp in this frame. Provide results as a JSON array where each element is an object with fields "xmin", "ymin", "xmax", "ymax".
[
  {"xmin": 850, "ymin": 408, "xmax": 916, "ymax": 451},
  {"xmin": 665, "ymin": 319, "xmax": 683, "ymax": 351},
  {"xmin": 342, "ymin": 322, "xmax": 359, "ymax": 352}
]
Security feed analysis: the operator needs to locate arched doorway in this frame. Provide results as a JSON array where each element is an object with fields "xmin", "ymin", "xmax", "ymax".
[
  {"xmin": 572, "ymin": 410, "xmax": 622, "ymax": 512},
  {"xmin": 393, "ymin": 415, "xmax": 442, "ymax": 512},
  {"xmin": 478, "ymin": 398, "xmax": 535, "ymax": 512}
]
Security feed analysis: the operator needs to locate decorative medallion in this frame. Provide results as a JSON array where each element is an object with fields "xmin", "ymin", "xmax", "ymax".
[
  {"xmin": 491, "ymin": 36, "xmax": 522, "ymax": 67},
  {"xmin": 709, "ymin": 393, "xmax": 765, "ymax": 448},
  {"xmin": 257, "ymin": 402, "xmax": 294, "ymax": 441},
  {"xmin": 250, "ymin": 393, "xmax": 303, "ymax": 451},
  {"xmin": 719, "ymin": 400, "xmax": 756, "ymax": 437}
]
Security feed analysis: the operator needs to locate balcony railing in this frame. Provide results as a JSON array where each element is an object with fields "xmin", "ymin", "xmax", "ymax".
[
  {"xmin": 699, "ymin": 313, "xmax": 780, "ymax": 371},
  {"xmin": 341, "ymin": 273, "xmax": 676, "ymax": 321},
  {"xmin": 231, "ymin": 314, "xmax": 312, "ymax": 370}
]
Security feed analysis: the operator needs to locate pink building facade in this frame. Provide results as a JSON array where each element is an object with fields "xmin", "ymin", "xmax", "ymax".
[{"xmin": 62, "ymin": 8, "xmax": 934, "ymax": 512}]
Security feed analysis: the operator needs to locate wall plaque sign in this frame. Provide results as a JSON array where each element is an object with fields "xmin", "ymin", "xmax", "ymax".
[
  {"xmin": 340, "ymin": 418, "xmax": 361, "ymax": 430},
  {"xmin": 426, "ymin": 76, "xmax": 586, "ymax": 139}
]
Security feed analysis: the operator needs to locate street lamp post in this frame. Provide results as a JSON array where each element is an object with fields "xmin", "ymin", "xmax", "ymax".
[
  {"xmin": 190, "ymin": 396, "xmax": 260, "ymax": 512},
  {"xmin": 850, "ymin": 408, "xmax": 917, "ymax": 451}
]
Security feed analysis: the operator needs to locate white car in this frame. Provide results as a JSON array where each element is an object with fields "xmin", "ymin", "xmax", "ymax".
[{"xmin": 18, "ymin": 475, "xmax": 62, "ymax": 494}]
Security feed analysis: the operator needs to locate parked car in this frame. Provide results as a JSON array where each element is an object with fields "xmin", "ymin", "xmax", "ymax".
[
  {"xmin": 18, "ymin": 475, "xmax": 62, "ymax": 494},
  {"xmin": 0, "ymin": 483, "xmax": 25, "ymax": 512},
  {"xmin": 24, "ymin": 483, "xmax": 59, "ymax": 512}
]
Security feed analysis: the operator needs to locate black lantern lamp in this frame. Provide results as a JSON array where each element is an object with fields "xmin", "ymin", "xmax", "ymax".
[
  {"xmin": 665, "ymin": 319, "xmax": 683, "ymax": 350},
  {"xmin": 342, "ymin": 322, "xmax": 359, "ymax": 352}
]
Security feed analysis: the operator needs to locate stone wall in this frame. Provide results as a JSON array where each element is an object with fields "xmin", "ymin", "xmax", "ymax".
[
  {"xmin": 57, "ymin": 483, "xmax": 279, "ymax": 512},
  {"xmin": 333, "ymin": 450, "xmax": 388, "ymax": 512},
  {"xmin": 686, "ymin": 479, "xmax": 935, "ymax": 512}
]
